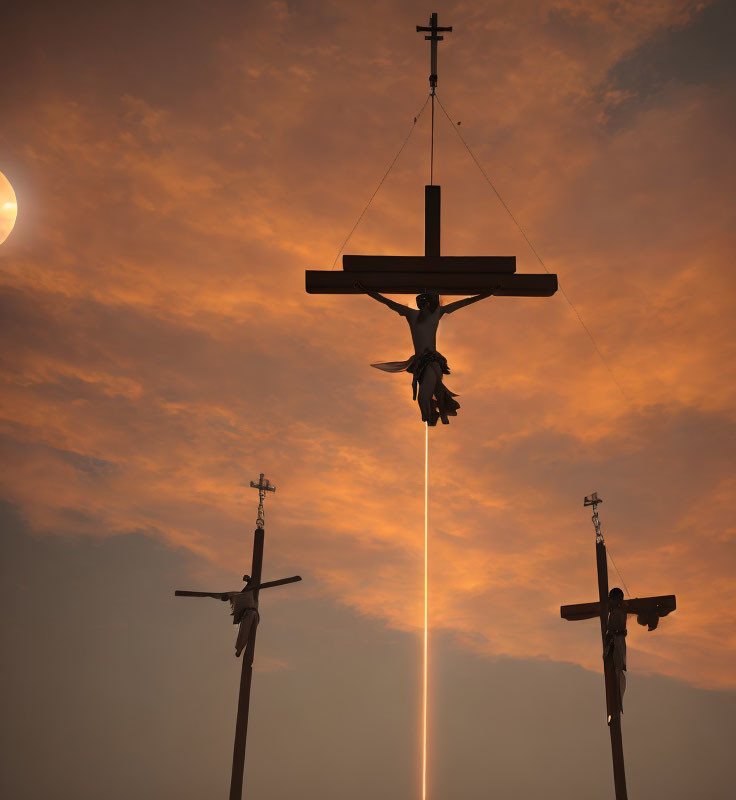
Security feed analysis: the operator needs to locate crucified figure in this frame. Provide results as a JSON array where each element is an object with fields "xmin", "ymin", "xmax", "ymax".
[
  {"xmin": 175, "ymin": 573, "xmax": 301, "ymax": 659},
  {"xmin": 603, "ymin": 587, "xmax": 628, "ymax": 715},
  {"xmin": 357, "ymin": 284, "xmax": 495, "ymax": 425}
]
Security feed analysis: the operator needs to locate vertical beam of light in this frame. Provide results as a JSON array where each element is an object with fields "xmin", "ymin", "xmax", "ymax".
[{"xmin": 423, "ymin": 422, "xmax": 429, "ymax": 800}]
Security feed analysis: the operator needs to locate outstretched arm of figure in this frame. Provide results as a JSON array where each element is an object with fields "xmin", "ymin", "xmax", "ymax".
[
  {"xmin": 174, "ymin": 590, "xmax": 237, "ymax": 600},
  {"xmin": 355, "ymin": 282, "xmax": 412, "ymax": 317},
  {"xmin": 441, "ymin": 290, "xmax": 496, "ymax": 316}
]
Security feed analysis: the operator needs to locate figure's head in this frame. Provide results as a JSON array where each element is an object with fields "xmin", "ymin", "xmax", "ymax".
[
  {"xmin": 609, "ymin": 587, "xmax": 624, "ymax": 606},
  {"xmin": 416, "ymin": 292, "xmax": 440, "ymax": 312},
  {"xmin": 242, "ymin": 574, "xmax": 251, "ymax": 584}
]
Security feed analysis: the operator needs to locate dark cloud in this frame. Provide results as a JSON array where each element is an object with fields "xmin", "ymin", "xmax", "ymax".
[
  {"xmin": 0, "ymin": 0, "xmax": 733, "ymax": 702},
  {"xmin": 2, "ymin": 501, "xmax": 735, "ymax": 800},
  {"xmin": 603, "ymin": 0, "xmax": 736, "ymax": 125}
]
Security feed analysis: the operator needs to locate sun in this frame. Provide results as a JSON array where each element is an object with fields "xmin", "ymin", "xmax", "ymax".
[{"xmin": 0, "ymin": 171, "xmax": 18, "ymax": 245}]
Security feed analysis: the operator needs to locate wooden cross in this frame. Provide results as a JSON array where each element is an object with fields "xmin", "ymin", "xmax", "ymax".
[
  {"xmin": 560, "ymin": 493, "xmax": 676, "ymax": 800},
  {"xmin": 306, "ymin": 17, "xmax": 557, "ymax": 299},
  {"xmin": 175, "ymin": 473, "xmax": 301, "ymax": 800},
  {"xmin": 417, "ymin": 12, "xmax": 453, "ymax": 90},
  {"xmin": 305, "ymin": 184, "xmax": 557, "ymax": 296}
]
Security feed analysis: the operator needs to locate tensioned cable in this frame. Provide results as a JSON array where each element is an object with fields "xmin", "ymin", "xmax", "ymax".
[
  {"xmin": 434, "ymin": 94, "xmax": 628, "ymax": 402},
  {"xmin": 606, "ymin": 546, "xmax": 632, "ymax": 599},
  {"xmin": 330, "ymin": 95, "xmax": 431, "ymax": 269}
]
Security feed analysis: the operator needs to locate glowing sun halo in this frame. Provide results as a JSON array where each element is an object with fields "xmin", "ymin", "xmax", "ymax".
[{"xmin": 0, "ymin": 171, "xmax": 18, "ymax": 245}]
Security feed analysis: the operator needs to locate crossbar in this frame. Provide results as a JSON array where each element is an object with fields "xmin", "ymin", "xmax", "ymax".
[
  {"xmin": 561, "ymin": 594, "xmax": 676, "ymax": 622},
  {"xmin": 305, "ymin": 271, "xmax": 557, "ymax": 296},
  {"xmin": 342, "ymin": 255, "xmax": 517, "ymax": 273}
]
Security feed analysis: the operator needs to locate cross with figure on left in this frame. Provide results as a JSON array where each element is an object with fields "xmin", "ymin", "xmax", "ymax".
[{"xmin": 175, "ymin": 472, "xmax": 301, "ymax": 800}]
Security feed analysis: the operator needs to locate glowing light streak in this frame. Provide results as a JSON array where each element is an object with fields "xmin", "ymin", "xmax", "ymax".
[{"xmin": 422, "ymin": 422, "xmax": 428, "ymax": 800}]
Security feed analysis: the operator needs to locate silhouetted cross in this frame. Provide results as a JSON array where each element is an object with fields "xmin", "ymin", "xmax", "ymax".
[
  {"xmin": 305, "ymin": 16, "xmax": 557, "ymax": 298},
  {"xmin": 560, "ymin": 494, "xmax": 676, "ymax": 800},
  {"xmin": 175, "ymin": 472, "xmax": 300, "ymax": 800},
  {"xmin": 416, "ymin": 12, "xmax": 452, "ymax": 90},
  {"xmin": 250, "ymin": 472, "xmax": 275, "ymax": 529}
]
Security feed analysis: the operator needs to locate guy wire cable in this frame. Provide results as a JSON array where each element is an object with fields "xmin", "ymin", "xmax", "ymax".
[
  {"xmin": 330, "ymin": 95, "xmax": 431, "ymax": 269},
  {"xmin": 434, "ymin": 93, "xmax": 629, "ymax": 403}
]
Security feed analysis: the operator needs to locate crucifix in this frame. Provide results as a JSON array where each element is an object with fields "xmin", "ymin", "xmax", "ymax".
[
  {"xmin": 560, "ymin": 493, "xmax": 677, "ymax": 800},
  {"xmin": 175, "ymin": 473, "xmax": 301, "ymax": 800},
  {"xmin": 305, "ymin": 14, "xmax": 557, "ymax": 424}
]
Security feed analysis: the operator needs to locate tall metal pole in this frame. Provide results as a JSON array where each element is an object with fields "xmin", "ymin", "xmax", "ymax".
[{"xmin": 588, "ymin": 494, "xmax": 628, "ymax": 800}]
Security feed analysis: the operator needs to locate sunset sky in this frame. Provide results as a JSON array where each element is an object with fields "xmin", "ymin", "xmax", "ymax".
[{"xmin": 1, "ymin": 1, "xmax": 735, "ymax": 798}]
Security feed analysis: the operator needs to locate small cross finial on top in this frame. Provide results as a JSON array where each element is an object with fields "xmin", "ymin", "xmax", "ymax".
[
  {"xmin": 416, "ymin": 12, "xmax": 452, "ymax": 91},
  {"xmin": 250, "ymin": 473, "xmax": 276, "ymax": 530}
]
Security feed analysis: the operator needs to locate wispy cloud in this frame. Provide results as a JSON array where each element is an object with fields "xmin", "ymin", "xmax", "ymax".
[{"xmin": 1, "ymin": 0, "xmax": 733, "ymax": 688}]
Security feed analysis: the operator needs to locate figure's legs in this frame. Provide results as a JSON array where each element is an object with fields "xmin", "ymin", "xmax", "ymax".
[
  {"xmin": 417, "ymin": 363, "xmax": 441, "ymax": 425},
  {"xmin": 433, "ymin": 375, "xmax": 460, "ymax": 424},
  {"xmin": 235, "ymin": 611, "xmax": 258, "ymax": 658},
  {"xmin": 618, "ymin": 669, "xmax": 626, "ymax": 713}
]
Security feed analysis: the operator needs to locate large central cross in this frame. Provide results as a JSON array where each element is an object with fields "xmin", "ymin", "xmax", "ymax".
[
  {"xmin": 560, "ymin": 493, "xmax": 677, "ymax": 800},
  {"xmin": 306, "ymin": 15, "xmax": 557, "ymax": 299},
  {"xmin": 305, "ymin": 183, "xmax": 557, "ymax": 295}
]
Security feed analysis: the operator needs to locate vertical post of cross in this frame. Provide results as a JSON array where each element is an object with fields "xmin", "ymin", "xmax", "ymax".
[
  {"xmin": 228, "ymin": 474, "xmax": 276, "ymax": 800},
  {"xmin": 425, "ymin": 186, "xmax": 441, "ymax": 256},
  {"xmin": 417, "ymin": 13, "xmax": 452, "ymax": 188},
  {"xmin": 584, "ymin": 493, "xmax": 628, "ymax": 800}
]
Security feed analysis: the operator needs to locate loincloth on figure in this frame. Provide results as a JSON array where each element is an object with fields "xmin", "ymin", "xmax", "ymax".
[{"xmin": 370, "ymin": 350, "xmax": 455, "ymax": 399}]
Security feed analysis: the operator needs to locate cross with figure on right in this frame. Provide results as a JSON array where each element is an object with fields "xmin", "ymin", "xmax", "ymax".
[{"xmin": 560, "ymin": 493, "xmax": 677, "ymax": 800}]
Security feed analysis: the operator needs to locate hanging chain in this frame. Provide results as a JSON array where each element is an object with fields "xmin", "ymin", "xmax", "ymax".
[
  {"xmin": 256, "ymin": 490, "xmax": 266, "ymax": 529},
  {"xmin": 584, "ymin": 492, "xmax": 604, "ymax": 544},
  {"xmin": 250, "ymin": 473, "xmax": 276, "ymax": 530}
]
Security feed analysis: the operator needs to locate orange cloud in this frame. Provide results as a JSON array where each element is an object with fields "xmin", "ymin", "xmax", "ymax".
[{"xmin": 1, "ymin": 0, "xmax": 733, "ymax": 688}]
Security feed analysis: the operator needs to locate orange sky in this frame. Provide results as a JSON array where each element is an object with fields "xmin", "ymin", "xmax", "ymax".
[{"xmin": 1, "ymin": 0, "xmax": 734, "ymax": 694}]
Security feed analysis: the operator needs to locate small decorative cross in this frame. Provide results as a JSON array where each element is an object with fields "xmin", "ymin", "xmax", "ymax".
[
  {"xmin": 249, "ymin": 473, "xmax": 276, "ymax": 530},
  {"xmin": 416, "ymin": 12, "xmax": 453, "ymax": 90}
]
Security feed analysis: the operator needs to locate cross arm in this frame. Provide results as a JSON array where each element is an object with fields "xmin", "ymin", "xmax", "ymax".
[
  {"xmin": 306, "ymin": 271, "xmax": 557, "ymax": 296},
  {"xmin": 256, "ymin": 575, "xmax": 302, "ymax": 591},
  {"xmin": 174, "ymin": 576, "xmax": 301, "ymax": 600},
  {"xmin": 561, "ymin": 600, "xmax": 601, "ymax": 621},
  {"xmin": 561, "ymin": 594, "xmax": 676, "ymax": 629},
  {"xmin": 626, "ymin": 594, "xmax": 676, "ymax": 630},
  {"xmin": 175, "ymin": 590, "xmax": 232, "ymax": 600},
  {"xmin": 342, "ymin": 255, "xmax": 516, "ymax": 273}
]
